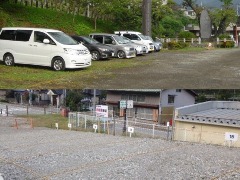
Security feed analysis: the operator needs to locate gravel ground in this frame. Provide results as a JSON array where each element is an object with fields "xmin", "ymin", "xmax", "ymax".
[
  {"xmin": 91, "ymin": 48, "xmax": 240, "ymax": 89},
  {"xmin": 1, "ymin": 116, "xmax": 240, "ymax": 180}
]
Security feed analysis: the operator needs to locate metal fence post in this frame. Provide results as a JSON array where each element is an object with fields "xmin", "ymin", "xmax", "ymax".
[
  {"xmin": 152, "ymin": 124, "xmax": 155, "ymax": 138},
  {"xmin": 167, "ymin": 125, "xmax": 170, "ymax": 140},
  {"xmin": 6, "ymin": 105, "xmax": 8, "ymax": 116},
  {"xmin": 85, "ymin": 115, "xmax": 87, "ymax": 129},
  {"xmin": 113, "ymin": 116, "xmax": 116, "ymax": 136}
]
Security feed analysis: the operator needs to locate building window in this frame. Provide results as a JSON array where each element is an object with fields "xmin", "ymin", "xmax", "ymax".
[
  {"xmin": 121, "ymin": 94, "xmax": 145, "ymax": 102},
  {"xmin": 168, "ymin": 95, "xmax": 175, "ymax": 104}
]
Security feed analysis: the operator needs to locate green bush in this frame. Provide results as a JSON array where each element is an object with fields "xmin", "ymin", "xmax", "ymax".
[
  {"xmin": 219, "ymin": 41, "xmax": 235, "ymax": 48},
  {"xmin": 167, "ymin": 41, "xmax": 189, "ymax": 50},
  {"xmin": 218, "ymin": 34, "xmax": 231, "ymax": 40},
  {"xmin": 178, "ymin": 31, "xmax": 196, "ymax": 39}
]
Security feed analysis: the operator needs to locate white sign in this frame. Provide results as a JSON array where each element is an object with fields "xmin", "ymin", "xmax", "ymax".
[
  {"xmin": 128, "ymin": 127, "xmax": 134, "ymax": 133},
  {"xmin": 93, "ymin": 124, "xmax": 98, "ymax": 130},
  {"xmin": 127, "ymin": 100, "xmax": 133, "ymax": 109},
  {"xmin": 119, "ymin": 100, "xmax": 127, "ymax": 109},
  {"xmin": 225, "ymin": 132, "xmax": 238, "ymax": 141},
  {"xmin": 68, "ymin": 123, "xmax": 72, "ymax": 128},
  {"xmin": 93, "ymin": 124, "xmax": 98, "ymax": 133},
  {"xmin": 167, "ymin": 122, "xmax": 170, "ymax": 127},
  {"xmin": 96, "ymin": 105, "xmax": 108, "ymax": 117}
]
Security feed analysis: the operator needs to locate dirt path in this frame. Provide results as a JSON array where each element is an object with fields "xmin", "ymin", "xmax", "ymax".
[{"xmin": 92, "ymin": 48, "xmax": 240, "ymax": 89}]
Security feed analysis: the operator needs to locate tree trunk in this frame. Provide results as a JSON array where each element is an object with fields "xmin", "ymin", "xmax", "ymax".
[
  {"xmin": 94, "ymin": 17, "xmax": 97, "ymax": 31},
  {"xmin": 36, "ymin": 0, "xmax": 38, "ymax": 8}
]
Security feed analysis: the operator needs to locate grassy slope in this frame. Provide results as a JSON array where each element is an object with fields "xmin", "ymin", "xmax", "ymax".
[
  {"xmin": 0, "ymin": 2, "xmax": 146, "ymax": 89},
  {"xmin": 0, "ymin": 2, "xmax": 114, "ymax": 35}
]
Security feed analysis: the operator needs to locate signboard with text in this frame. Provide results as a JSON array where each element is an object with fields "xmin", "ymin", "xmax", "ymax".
[
  {"xmin": 225, "ymin": 132, "xmax": 238, "ymax": 141},
  {"xmin": 96, "ymin": 105, "xmax": 108, "ymax": 117}
]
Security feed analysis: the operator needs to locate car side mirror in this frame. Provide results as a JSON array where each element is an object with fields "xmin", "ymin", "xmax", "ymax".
[
  {"xmin": 43, "ymin": 39, "xmax": 50, "ymax": 44},
  {"xmin": 112, "ymin": 41, "xmax": 116, "ymax": 45}
]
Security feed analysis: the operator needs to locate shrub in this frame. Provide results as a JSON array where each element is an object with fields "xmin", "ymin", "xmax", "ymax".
[
  {"xmin": 219, "ymin": 41, "xmax": 235, "ymax": 48},
  {"xmin": 167, "ymin": 41, "xmax": 189, "ymax": 50},
  {"xmin": 218, "ymin": 34, "xmax": 231, "ymax": 40},
  {"xmin": 178, "ymin": 31, "xmax": 196, "ymax": 39}
]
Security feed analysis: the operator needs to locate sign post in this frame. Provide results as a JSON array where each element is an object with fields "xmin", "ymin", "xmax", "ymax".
[
  {"xmin": 93, "ymin": 124, "xmax": 98, "ymax": 133},
  {"xmin": 119, "ymin": 100, "xmax": 134, "ymax": 134},
  {"xmin": 128, "ymin": 127, "xmax": 134, "ymax": 137}
]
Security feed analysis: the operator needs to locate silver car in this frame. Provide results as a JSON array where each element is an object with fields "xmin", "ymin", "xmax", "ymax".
[
  {"xmin": 121, "ymin": 36, "xmax": 148, "ymax": 55},
  {"xmin": 145, "ymin": 36, "xmax": 162, "ymax": 52},
  {"xmin": 89, "ymin": 33, "xmax": 136, "ymax": 59}
]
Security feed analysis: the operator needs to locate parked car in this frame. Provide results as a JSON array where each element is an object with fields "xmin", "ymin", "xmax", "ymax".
[
  {"xmin": 89, "ymin": 33, "xmax": 136, "ymax": 59},
  {"xmin": 145, "ymin": 36, "xmax": 162, "ymax": 52},
  {"xmin": 121, "ymin": 36, "xmax": 148, "ymax": 55},
  {"xmin": 71, "ymin": 35, "xmax": 114, "ymax": 61},
  {"xmin": 0, "ymin": 27, "xmax": 91, "ymax": 71},
  {"xmin": 114, "ymin": 31, "xmax": 155, "ymax": 52}
]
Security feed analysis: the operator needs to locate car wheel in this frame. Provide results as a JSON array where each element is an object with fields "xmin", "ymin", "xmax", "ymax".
[
  {"xmin": 4, "ymin": 53, "xmax": 14, "ymax": 66},
  {"xmin": 52, "ymin": 57, "xmax": 65, "ymax": 71},
  {"xmin": 91, "ymin": 51, "xmax": 100, "ymax": 61},
  {"xmin": 154, "ymin": 46, "xmax": 157, "ymax": 52},
  {"xmin": 117, "ymin": 50, "xmax": 126, "ymax": 59}
]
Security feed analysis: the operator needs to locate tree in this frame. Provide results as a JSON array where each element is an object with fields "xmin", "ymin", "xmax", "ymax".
[
  {"xmin": 182, "ymin": 0, "xmax": 204, "ymax": 28},
  {"xmin": 66, "ymin": 90, "xmax": 84, "ymax": 111},
  {"xmin": 183, "ymin": 0, "xmax": 238, "ymax": 37},
  {"xmin": 210, "ymin": 0, "xmax": 238, "ymax": 37}
]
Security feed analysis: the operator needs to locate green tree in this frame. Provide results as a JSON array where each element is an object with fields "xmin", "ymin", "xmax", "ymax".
[
  {"xmin": 161, "ymin": 16, "xmax": 184, "ymax": 37},
  {"xmin": 182, "ymin": 0, "xmax": 204, "ymax": 28},
  {"xmin": 66, "ymin": 90, "xmax": 84, "ymax": 111},
  {"xmin": 210, "ymin": 0, "xmax": 237, "ymax": 37}
]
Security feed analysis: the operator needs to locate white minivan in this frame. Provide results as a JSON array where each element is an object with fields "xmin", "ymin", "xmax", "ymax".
[{"xmin": 0, "ymin": 27, "xmax": 92, "ymax": 70}]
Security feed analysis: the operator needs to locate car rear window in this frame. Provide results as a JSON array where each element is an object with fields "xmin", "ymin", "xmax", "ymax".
[
  {"xmin": 16, "ymin": 30, "xmax": 32, "ymax": 41},
  {"xmin": 0, "ymin": 30, "xmax": 32, "ymax": 41},
  {"xmin": 0, "ymin": 30, "xmax": 16, "ymax": 40}
]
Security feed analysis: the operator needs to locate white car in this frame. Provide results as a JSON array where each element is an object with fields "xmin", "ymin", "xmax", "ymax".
[
  {"xmin": 114, "ymin": 31, "xmax": 155, "ymax": 52},
  {"xmin": 121, "ymin": 36, "xmax": 148, "ymax": 55},
  {"xmin": 0, "ymin": 27, "xmax": 92, "ymax": 71}
]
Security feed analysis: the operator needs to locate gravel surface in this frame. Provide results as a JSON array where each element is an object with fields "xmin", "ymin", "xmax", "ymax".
[
  {"xmin": 1, "ymin": 116, "xmax": 240, "ymax": 180},
  {"xmin": 90, "ymin": 48, "xmax": 240, "ymax": 89}
]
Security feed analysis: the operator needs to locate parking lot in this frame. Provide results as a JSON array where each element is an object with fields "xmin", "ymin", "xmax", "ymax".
[
  {"xmin": 1, "ymin": 48, "xmax": 240, "ymax": 89},
  {"xmin": 1, "ymin": 116, "xmax": 240, "ymax": 180}
]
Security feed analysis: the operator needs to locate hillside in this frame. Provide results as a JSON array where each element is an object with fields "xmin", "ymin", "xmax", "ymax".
[{"xmin": 0, "ymin": 2, "xmax": 115, "ymax": 35}]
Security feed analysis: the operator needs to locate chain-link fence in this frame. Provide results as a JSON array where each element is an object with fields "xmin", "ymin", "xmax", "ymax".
[{"xmin": 68, "ymin": 112, "xmax": 172, "ymax": 140}]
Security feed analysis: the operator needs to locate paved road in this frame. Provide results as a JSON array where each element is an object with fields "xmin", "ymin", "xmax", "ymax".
[{"xmin": 90, "ymin": 48, "xmax": 240, "ymax": 89}]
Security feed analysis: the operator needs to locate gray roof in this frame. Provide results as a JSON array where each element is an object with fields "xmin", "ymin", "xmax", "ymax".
[{"xmin": 175, "ymin": 101, "xmax": 240, "ymax": 127}]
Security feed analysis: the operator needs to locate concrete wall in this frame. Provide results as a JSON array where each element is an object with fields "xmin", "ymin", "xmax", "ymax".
[{"xmin": 174, "ymin": 120, "xmax": 240, "ymax": 147}]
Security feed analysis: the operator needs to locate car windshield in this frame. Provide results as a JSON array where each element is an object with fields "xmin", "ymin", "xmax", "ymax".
[
  {"xmin": 48, "ymin": 31, "xmax": 78, "ymax": 45},
  {"xmin": 139, "ymin": 34, "xmax": 148, "ymax": 40},
  {"xmin": 82, "ymin": 36, "xmax": 100, "ymax": 44},
  {"xmin": 145, "ymin": 36, "xmax": 153, "ymax": 41},
  {"xmin": 122, "ymin": 36, "xmax": 132, "ymax": 44},
  {"xmin": 114, "ymin": 35, "xmax": 127, "ymax": 44}
]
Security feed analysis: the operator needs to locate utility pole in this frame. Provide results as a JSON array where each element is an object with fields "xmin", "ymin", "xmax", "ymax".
[{"xmin": 142, "ymin": 0, "xmax": 152, "ymax": 36}]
